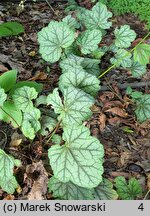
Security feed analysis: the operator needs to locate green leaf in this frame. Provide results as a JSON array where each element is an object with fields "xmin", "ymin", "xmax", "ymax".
[
  {"xmin": 135, "ymin": 94, "xmax": 150, "ymax": 122},
  {"xmin": 22, "ymin": 108, "xmax": 41, "ymax": 139},
  {"xmin": 48, "ymin": 125, "xmax": 104, "ymax": 188},
  {"xmin": 48, "ymin": 177, "xmax": 94, "ymax": 200},
  {"xmin": 12, "ymin": 86, "xmax": 38, "ymax": 112},
  {"xmin": 0, "ymin": 70, "xmax": 17, "ymax": 92},
  {"xmin": 47, "ymin": 87, "xmax": 94, "ymax": 126},
  {"xmin": 1, "ymin": 176, "xmax": 18, "ymax": 194},
  {"xmin": 59, "ymin": 66, "xmax": 100, "ymax": 96},
  {"xmin": 9, "ymin": 81, "xmax": 43, "ymax": 96},
  {"xmin": 38, "ymin": 21, "xmax": 75, "ymax": 63},
  {"xmin": 93, "ymin": 178, "xmax": 118, "ymax": 200},
  {"xmin": 114, "ymin": 25, "xmax": 136, "ymax": 48},
  {"xmin": 0, "ymin": 149, "xmax": 20, "ymax": 194},
  {"xmin": 76, "ymin": 29, "xmax": 102, "ymax": 54},
  {"xmin": 130, "ymin": 61, "xmax": 147, "ymax": 78},
  {"xmin": 35, "ymin": 95, "xmax": 47, "ymax": 107},
  {"xmin": 0, "ymin": 87, "xmax": 7, "ymax": 106},
  {"xmin": 115, "ymin": 176, "xmax": 142, "ymax": 200},
  {"xmin": 134, "ymin": 44, "xmax": 150, "ymax": 65},
  {"xmin": 52, "ymin": 135, "xmax": 62, "ymax": 145},
  {"xmin": 40, "ymin": 115, "xmax": 57, "ymax": 136},
  {"xmin": 78, "ymin": 2, "xmax": 112, "ymax": 30},
  {"xmin": 0, "ymin": 101, "xmax": 22, "ymax": 128},
  {"xmin": 0, "ymin": 21, "xmax": 24, "ymax": 37},
  {"xmin": 60, "ymin": 54, "xmax": 100, "ymax": 77},
  {"xmin": 62, "ymin": 15, "xmax": 80, "ymax": 30},
  {"xmin": 110, "ymin": 49, "xmax": 132, "ymax": 68}
]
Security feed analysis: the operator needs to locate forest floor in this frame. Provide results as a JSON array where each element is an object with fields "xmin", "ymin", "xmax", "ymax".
[{"xmin": 0, "ymin": 0, "xmax": 150, "ymax": 200}]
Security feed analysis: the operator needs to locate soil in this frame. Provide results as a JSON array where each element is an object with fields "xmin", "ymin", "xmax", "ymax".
[{"xmin": 0, "ymin": 0, "xmax": 150, "ymax": 200}]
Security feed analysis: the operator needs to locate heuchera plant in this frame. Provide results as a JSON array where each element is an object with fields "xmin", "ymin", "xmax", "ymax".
[{"xmin": 0, "ymin": 2, "xmax": 149, "ymax": 198}]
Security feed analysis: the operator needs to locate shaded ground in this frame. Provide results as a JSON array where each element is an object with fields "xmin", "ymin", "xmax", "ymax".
[{"xmin": 0, "ymin": 1, "xmax": 150, "ymax": 199}]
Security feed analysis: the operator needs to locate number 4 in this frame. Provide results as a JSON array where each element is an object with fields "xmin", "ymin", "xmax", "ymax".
[{"xmin": 138, "ymin": 203, "xmax": 144, "ymax": 211}]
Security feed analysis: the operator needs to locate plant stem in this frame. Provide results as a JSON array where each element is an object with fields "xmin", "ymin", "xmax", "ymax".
[
  {"xmin": 98, "ymin": 32, "xmax": 150, "ymax": 79},
  {"xmin": 46, "ymin": 119, "xmax": 62, "ymax": 144},
  {"xmin": 44, "ymin": 0, "xmax": 56, "ymax": 14},
  {"xmin": 144, "ymin": 189, "xmax": 150, "ymax": 200}
]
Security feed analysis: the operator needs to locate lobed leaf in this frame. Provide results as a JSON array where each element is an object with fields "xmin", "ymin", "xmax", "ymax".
[
  {"xmin": 115, "ymin": 176, "xmax": 142, "ymax": 200},
  {"xmin": 76, "ymin": 29, "xmax": 102, "ymax": 54},
  {"xmin": 48, "ymin": 125, "xmax": 104, "ymax": 188},
  {"xmin": 60, "ymin": 54, "xmax": 100, "ymax": 77},
  {"xmin": 59, "ymin": 66, "xmax": 100, "ymax": 96},
  {"xmin": 114, "ymin": 25, "xmax": 136, "ymax": 48},
  {"xmin": 133, "ymin": 44, "xmax": 150, "ymax": 65},
  {"xmin": 130, "ymin": 61, "xmax": 146, "ymax": 78},
  {"xmin": 48, "ymin": 176, "xmax": 94, "ymax": 200},
  {"xmin": 12, "ymin": 86, "xmax": 38, "ymax": 112},
  {"xmin": 135, "ymin": 94, "xmax": 150, "ymax": 122},
  {"xmin": 0, "ymin": 149, "xmax": 21, "ymax": 194},
  {"xmin": 47, "ymin": 87, "xmax": 94, "ymax": 126},
  {"xmin": 78, "ymin": 2, "xmax": 112, "ymax": 30},
  {"xmin": 110, "ymin": 49, "xmax": 132, "ymax": 68},
  {"xmin": 38, "ymin": 21, "xmax": 75, "ymax": 63},
  {"xmin": 93, "ymin": 178, "xmax": 118, "ymax": 200},
  {"xmin": 22, "ymin": 108, "xmax": 41, "ymax": 139},
  {"xmin": 62, "ymin": 15, "xmax": 80, "ymax": 30}
]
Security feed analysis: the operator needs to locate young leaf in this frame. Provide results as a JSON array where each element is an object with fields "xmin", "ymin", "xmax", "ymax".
[
  {"xmin": 48, "ymin": 176, "xmax": 94, "ymax": 200},
  {"xmin": 133, "ymin": 44, "xmax": 150, "ymax": 65},
  {"xmin": 0, "ymin": 149, "xmax": 20, "ymax": 194},
  {"xmin": 0, "ymin": 70, "xmax": 17, "ymax": 92},
  {"xmin": 12, "ymin": 86, "xmax": 38, "ymax": 112},
  {"xmin": 0, "ymin": 87, "xmax": 7, "ymax": 106},
  {"xmin": 9, "ymin": 81, "xmax": 43, "ymax": 96},
  {"xmin": 47, "ymin": 87, "xmax": 94, "ymax": 126},
  {"xmin": 114, "ymin": 25, "xmax": 136, "ymax": 48},
  {"xmin": 115, "ymin": 176, "xmax": 142, "ymax": 200},
  {"xmin": 93, "ymin": 178, "xmax": 118, "ymax": 200},
  {"xmin": 35, "ymin": 95, "xmax": 47, "ymax": 107},
  {"xmin": 48, "ymin": 125, "xmax": 104, "ymax": 188},
  {"xmin": 38, "ymin": 21, "xmax": 75, "ymax": 63},
  {"xmin": 78, "ymin": 2, "xmax": 112, "ymax": 30},
  {"xmin": 0, "ymin": 21, "xmax": 24, "ymax": 37},
  {"xmin": 130, "ymin": 61, "xmax": 146, "ymax": 78},
  {"xmin": 62, "ymin": 15, "xmax": 80, "ymax": 30},
  {"xmin": 58, "ymin": 66, "xmax": 100, "ymax": 96},
  {"xmin": 0, "ymin": 101, "xmax": 22, "ymax": 128},
  {"xmin": 76, "ymin": 29, "xmax": 102, "ymax": 54},
  {"xmin": 110, "ymin": 49, "xmax": 132, "ymax": 68},
  {"xmin": 40, "ymin": 115, "xmax": 57, "ymax": 136},
  {"xmin": 22, "ymin": 108, "xmax": 41, "ymax": 139},
  {"xmin": 135, "ymin": 94, "xmax": 150, "ymax": 122},
  {"xmin": 60, "ymin": 54, "xmax": 100, "ymax": 77}
]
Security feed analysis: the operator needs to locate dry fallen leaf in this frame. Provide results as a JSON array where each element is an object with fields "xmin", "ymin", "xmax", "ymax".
[
  {"xmin": 25, "ymin": 161, "xmax": 48, "ymax": 200},
  {"xmin": 0, "ymin": 64, "xmax": 8, "ymax": 72},
  {"xmin": 99, "ymin": 113, "xmax": 106, "ymax": 132},
  {"xmin": 29, "ymin": 71, "xmax": 47, "ymax": 81},
  {"xmin": 99, "ymin": 91, "xmax": 114, "ymax": 103},
  {"xmin": 105, "ymin": 107, "xmax": 128, "ymax": 118}
]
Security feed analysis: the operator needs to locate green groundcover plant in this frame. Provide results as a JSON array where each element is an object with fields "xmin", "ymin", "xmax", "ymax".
[{"xmin": 0, "ymin": 2, "xmax": 149, "ymax": 199}]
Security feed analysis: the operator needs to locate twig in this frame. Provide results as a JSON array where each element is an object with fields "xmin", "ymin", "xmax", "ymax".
[{"xmin": 100, "ymin": 81, "xmax": 150, "ymax": 91}]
